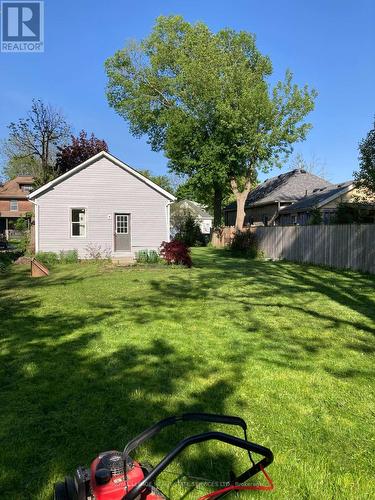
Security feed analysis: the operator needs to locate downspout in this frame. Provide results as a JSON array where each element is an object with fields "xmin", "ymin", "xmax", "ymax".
[
  {"xmin": 29, "ymin": 199, "xmax": 39, "ymax": 253},
  {"xmin": 166, "ymin": 201, "xmax": 173, "ymax": 242}
]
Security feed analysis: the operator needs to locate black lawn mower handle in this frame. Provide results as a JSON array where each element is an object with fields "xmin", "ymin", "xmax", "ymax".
[
  {"xmin": 123, "ymin": 413, "xmax": 247, "ymax": 457},
  {"xmin": 122, "ymin": 430, "xmax": 273, "ymax": 500}
]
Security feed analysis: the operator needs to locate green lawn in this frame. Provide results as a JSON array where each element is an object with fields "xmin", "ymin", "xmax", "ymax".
[{"xmin": 1, "ymin": 248, "xmax": 374, "ymax": 499}]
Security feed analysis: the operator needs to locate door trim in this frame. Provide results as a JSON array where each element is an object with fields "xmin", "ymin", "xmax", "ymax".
[{"xmin": 113, "ymin": 212, "xmax": 132, "ymax": 254}]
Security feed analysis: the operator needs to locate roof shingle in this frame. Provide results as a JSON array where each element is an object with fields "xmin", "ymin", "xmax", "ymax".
[
  {"xmin": 224, "ymin": 169, "xmax": 332, "ymax": 211},
  {"xmin": 279, "ymin": 181, "xmax": 353, "ymax": 213}
]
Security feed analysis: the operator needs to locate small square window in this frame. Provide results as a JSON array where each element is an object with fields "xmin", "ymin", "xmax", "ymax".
[
  {"xmin": 10, "ymin": 200, "xmax": 18, "ymax": 211},
  {"xmin": 71, "ymin": 208, "xmax": 86, "ymax": 237}
]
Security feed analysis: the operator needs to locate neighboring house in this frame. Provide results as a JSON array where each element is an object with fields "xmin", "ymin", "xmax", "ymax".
[
  {"xmin": 278, "ymin": 181, "xmax": 375, "ymax": 224},
  {"xmin": 29, "ymin": 151, "xmax": 175, "ymax": 258},
  {"xmin": 224, "ymin": 169, "xmax": 332, "ymax": 226},
  {"xmin": 171, "ymin": 199, "xmax": 213, "ymax": 235},
  {"xmin": 0, "ymin": 176, "xmax": 34, "ymax": 239}
]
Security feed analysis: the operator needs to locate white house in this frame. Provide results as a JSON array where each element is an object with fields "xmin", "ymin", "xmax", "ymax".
[
  {"xmin": 170, "ymin": 199, "xmax": 213, "ymax": 236},
  {"xmin": 29, "ymin": 152, "xmax": 175, "ymax": 258}
]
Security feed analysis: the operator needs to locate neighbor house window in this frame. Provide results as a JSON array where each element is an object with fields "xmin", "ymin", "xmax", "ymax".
[
  {"xmin": 71, "ymin": 208, "xmax": 86, "ymax": 237},
  {"xmin": 10, "ymin": 200, "xmax": 18, "ymax": 211},
  {"xmin": 21, "ymin": 185, "xmax": 33, "ymax": 193}
]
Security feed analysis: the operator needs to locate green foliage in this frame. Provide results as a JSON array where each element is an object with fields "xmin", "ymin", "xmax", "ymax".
[
  {"xmin": 14, "ymin": 217, "xmax": 28, "ymax": 232},
  {"xmin": 175, "ymin": 175, "xmax": 236, "ymax": 212},
  {"xmin": 173, "ymin": 211, "xmax": 204, "ymax": 247},
  {"xmin": 1, "ymin": 153, "xmax": 40, "ymax": 180},
  {"xmin": 354, "ymin": 119, "xmax": 375, "ymax": 194},
  {"xmin": 333, "ymin": 202, "xmax": 372, "ymax": 224},
  {"xmin": 59, "ymin": 249, "xmax": 79, "ymax": 264},
  {"xmin": 135, "ymin": 249, "xmax": 160, "ymax": 264},
  {"xmin": 229, "ymin": 229, "xmax": 258, "ymax": 258},
  {"xmin": 11, "ymin": 217, "xmax": 31, "ymax": 254},
  {"xmin": 105, "ymin": 16, "xmax": 316, "ymax": 225},
  {"xmin": 309, "ymin": 206, "xmax": 323, "ymax": 225},
  {"xmin": 2, "ymin": 248, "xmax": 374, "ymax": 498},
  {"xmin": 35, "ymin": 251, "xmax": 59, "ymax": 267},
  {"xmin": 16, "ymin": 234, "xmax": 30, "ymax": 254},
  {"xmin": 0, "ymin": 252, "xmax": 19, "ymax": 273},
  {"xmin": 137, "ymin": 169, "xmax": 176, "ymax": 194}
]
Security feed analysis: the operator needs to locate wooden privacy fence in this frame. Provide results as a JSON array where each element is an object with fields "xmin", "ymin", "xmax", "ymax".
[{"xmin": 212, "ymin": 225, "xmax": 375, "ymax": 274}]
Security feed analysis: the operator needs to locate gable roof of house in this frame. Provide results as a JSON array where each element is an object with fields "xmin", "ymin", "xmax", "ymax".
[
  {"xmin": 0, "ymin": 175, "xmax": 34, "ymax": 199},
  {"xmin": 224, "ymin": 169, "xmax": 333, "ymax": 211},
  {"xmin": 279, "ymin": 181, "xmax": 354, "ymax": 214},
  {"xmin": 172, "ymin": 199, "xmax": 213, "ymax": 219},
  {"xmin": 29, "ymin": 151, "xmax": 176, "ymax": 201}
]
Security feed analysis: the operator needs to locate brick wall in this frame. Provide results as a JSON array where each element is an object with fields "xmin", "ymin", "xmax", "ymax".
[{"xmin": 0, "ymin": 199, "xmax": 33, "ymax": 214}]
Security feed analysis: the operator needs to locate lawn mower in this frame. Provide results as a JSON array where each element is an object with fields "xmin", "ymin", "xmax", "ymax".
[{"xmin": 54, "ymin": 413, "xmax": 273, "ymax": 500}]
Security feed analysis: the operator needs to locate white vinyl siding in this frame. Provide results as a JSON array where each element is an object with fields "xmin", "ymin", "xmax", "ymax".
[{"xmin": 35, "ymin": 156, "xmax": 170, "ymax": 257}]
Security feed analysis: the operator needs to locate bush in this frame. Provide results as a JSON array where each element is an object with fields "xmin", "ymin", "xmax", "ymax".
[
  {"xmin": 332, "ymin": 202, "xmax": 373, "ymax": 224},
  {"xmin": 173, "ymin": 211, "xmax": 206, "ymax": 247},
  {"xmin": 14, "ymin": 217, "xmax": 28, "ymax": 232},
  {"xmin": 229, "ymin": 229, "xmax": 258, "ymax": 258},
  {"xmin": 309, "ymin": 206, "xmax": 323, "ymax": 225},
  {"xmin": 35, "ymin": 251, "xmax": 59, "ymax": 267},
  {"xmin": 135, "ymin": 249, "xmax": 160, "ymax": 264},
  {"xmin": 60, "ymin": 249, "xmax": 79, "ymax": 263},
  {"xmin": 160, "ymin": 240, "xmax": 192, "ymax": 267},
  {"xmin": 0, "ymin": 252, "xmax": 21, "ymax": 273}
]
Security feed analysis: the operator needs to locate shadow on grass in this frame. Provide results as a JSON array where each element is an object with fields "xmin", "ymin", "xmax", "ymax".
[
  {"xmin": 0, "ymin": 270, "xmax": 255, "ymax": 497},
  {"xmin": 1, "ymin": 250, "xmax": 374, "ymax": 497}
]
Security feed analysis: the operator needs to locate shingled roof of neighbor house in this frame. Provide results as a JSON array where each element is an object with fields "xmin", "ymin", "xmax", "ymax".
[
  {"xmin": 173, "ymin": 199, "xmax": 213, "ymax": 219},
  {"xmin": 224, "ymin": 169, "xmax": 333, "ymax": 210},
  {"xmin": 279, "ymin": 181, "xmax": 354, "ymax": 213},
  {"xmin": 0, "ymin": 176, "xmax": 34, "ymax": 199}
]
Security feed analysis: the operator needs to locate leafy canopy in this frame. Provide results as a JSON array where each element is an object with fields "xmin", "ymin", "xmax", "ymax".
[
  {"xmin": 105, "ymin": 16, "xmax": 317, "ymax": 225},
  {"xmin": 354, "ymin": 119, "xmax": 375, "ymax": 194},
  {"xmin": 136, "ymin": 168, "xmax": 176, "ymax": 194},
  {"xmin": 56, "ymin": 130, "xmax": 108, "ymax": 174}
]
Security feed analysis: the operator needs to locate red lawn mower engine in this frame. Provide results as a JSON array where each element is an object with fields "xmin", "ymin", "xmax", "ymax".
[
  {"xmin": 54, "ymin": 413, "xmax": 274, "ymax": 500},
  {"xmin": 54, "ymin": 451, "xmax": 166, "ymax": 500}
]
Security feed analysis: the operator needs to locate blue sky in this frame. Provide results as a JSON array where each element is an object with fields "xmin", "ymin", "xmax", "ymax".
[{"xmin": 0, "ymin": 0, "xmax": 374, "ymax": 182}]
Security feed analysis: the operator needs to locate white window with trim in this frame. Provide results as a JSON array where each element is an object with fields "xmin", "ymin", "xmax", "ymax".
[
  {"xmin": 71, "ymin": 208, "xmax": 86, "ymax": 237},
  {"xmin": 10, "ymin": 199, "xmax": 18, "ymax": 211},
  {"xmin": 116, "ymin": 214, "xmax": 128, "ymax": 234}
]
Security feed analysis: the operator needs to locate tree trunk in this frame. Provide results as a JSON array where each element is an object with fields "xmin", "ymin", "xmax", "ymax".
[
  {"xmin": 213, "ymin": 186, "xmax": 223, "ymax": 227},
  {"xmin": 235, "ymin": 190, "xmax": 250, "ymax": 229},
  {"xmin": 230, "ymin": 178, "xmax": 252, "ymax": 230}
]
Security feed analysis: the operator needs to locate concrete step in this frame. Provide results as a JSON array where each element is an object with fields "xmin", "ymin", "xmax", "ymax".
[{"xmin": 113, "ymin": 257, "xmax": 136, "ymax": 266}]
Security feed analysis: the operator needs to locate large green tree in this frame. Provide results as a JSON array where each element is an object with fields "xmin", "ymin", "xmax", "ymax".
[
  {"xmin": 106, "ymin": 16, "xmax": 316, "ymax": 227},
  {"xmin": 354, "ymin": 119, "xmax": 375, "ymax": 194}
]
